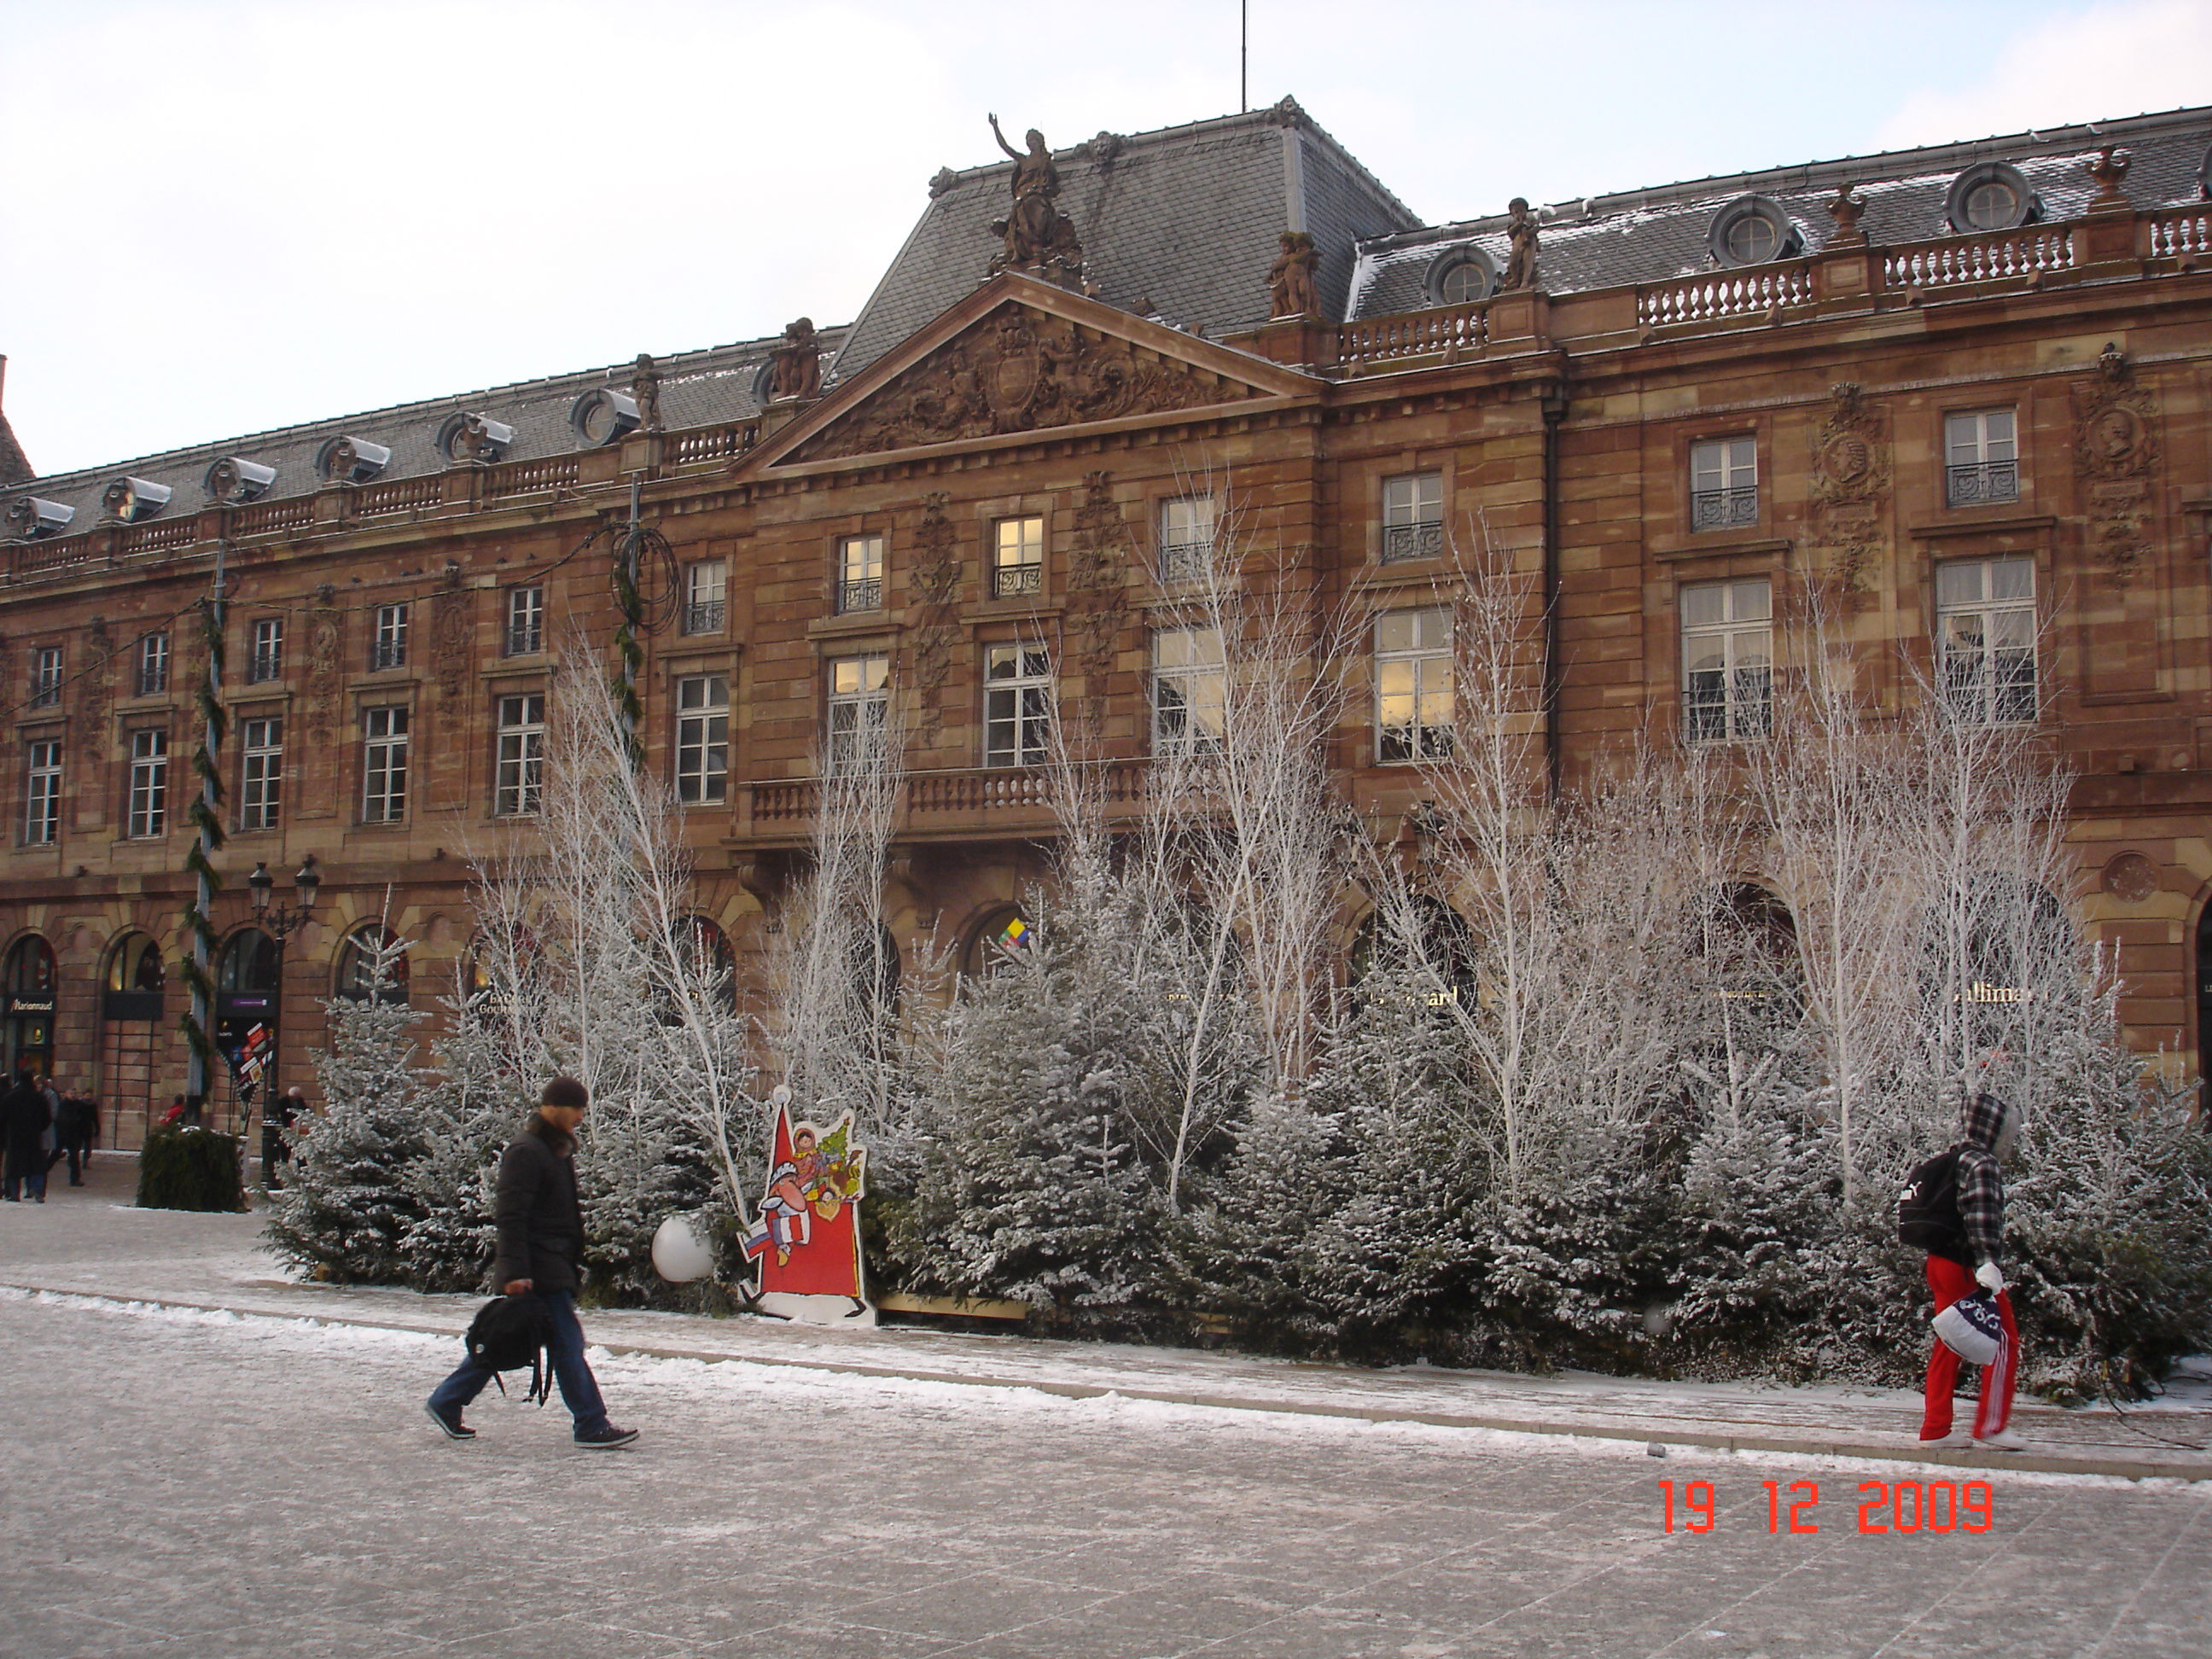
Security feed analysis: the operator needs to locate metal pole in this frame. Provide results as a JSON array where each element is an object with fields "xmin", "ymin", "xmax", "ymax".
[
  {"xmin": 1241, "ymin": 0, "xmax": 1249, "ymax": 114},
  {"xmin": 187, "ymin": 540, "xmax": 225, "ymax": 1109}
]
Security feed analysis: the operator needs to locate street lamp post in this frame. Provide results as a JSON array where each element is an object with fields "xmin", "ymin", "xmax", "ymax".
[{"xmin": 246, "ymin": 854, "xmax": 321, "ymax": 1177}]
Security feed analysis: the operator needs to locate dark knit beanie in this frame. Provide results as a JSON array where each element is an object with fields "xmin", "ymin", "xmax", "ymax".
[{"xmin": 541, "ymin": 1075, "xmax": 590, "ymax": 1109}]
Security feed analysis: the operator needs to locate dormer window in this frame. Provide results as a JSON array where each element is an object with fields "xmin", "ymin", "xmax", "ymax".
[
  {"xmin": 1425, "ymin": 246, "xmax": 1497, "ymax": 306},
  {"xmin": 1946, "ymin": 162, "xmax": 2037, "ymax": 235},
  {"xmin": 1708, "ymin": 195, "xmax": 1803, "ymax": 268}
]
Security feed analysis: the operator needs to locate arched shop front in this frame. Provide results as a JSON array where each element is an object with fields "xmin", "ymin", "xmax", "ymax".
[
  {"xmin": 3, "ymin": 934, "xmax": 56, "ymax": 1081},
  {"xmin": 102, "ymin": 934, "xmax": 167, "ymax": 1149}
]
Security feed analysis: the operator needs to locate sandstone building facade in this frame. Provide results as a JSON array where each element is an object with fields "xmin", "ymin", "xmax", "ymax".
[{"xmin": 3, "ymin": 100, "xmax": 2209, "ymax": 1145}]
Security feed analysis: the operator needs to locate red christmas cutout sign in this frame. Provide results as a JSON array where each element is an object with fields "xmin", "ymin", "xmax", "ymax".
[{"xmin": 741, "ymin": 1101, "xmax": 870, "ymax": 1322}]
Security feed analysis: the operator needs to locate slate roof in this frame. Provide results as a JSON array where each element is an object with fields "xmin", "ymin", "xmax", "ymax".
[
  {"xmin": 1348, "ymin": 106, "xmax": 2212, "ymax": 321},
  {"xmin": 830, "ymin": 98, "xmax": 1419, "ymax": 381},
  {"xmin": 1, "ymin": 328, "xmax": 842, "ymax": 535}
]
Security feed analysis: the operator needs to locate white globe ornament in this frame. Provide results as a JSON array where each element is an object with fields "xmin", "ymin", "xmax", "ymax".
[{"xmin": 650, "ymin": 1214, "xmax": 715, "ymax": 1284}]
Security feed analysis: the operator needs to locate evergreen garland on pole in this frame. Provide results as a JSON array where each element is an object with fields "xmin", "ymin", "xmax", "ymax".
[{"xmin": 178, "ymin": 561, "xmax": 229, "ymax": 1122}]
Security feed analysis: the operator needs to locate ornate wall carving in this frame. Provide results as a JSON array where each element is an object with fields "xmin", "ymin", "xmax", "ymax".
[
  {"xmin": 304, "ymin": 585, "xmax": 343, "ymax": 745},
  {"xmin": 1067, "ymin": 471, "xmax": 1132, "ymax": 736},
  {"xmin": 77, "ymin": 616, "xmax": 114, "ymax": 762},
  {"xmin": 907, "ymin": 493, "xmax": 962, "ymax": 744},
  {"xmin": 1807, "ymin": 382, "xmax": 1891, "ymax": 598},
  {"xmin": 433, "ymin": 563, "xmax": 472, "ymax": 700},
  {"xmin": 2072, "ymin": 345, "xmax": 2161, "ymax": 587},
  {"xmin": 793, "ymin": 305, "xmax": 1259, "ymax": 461}
]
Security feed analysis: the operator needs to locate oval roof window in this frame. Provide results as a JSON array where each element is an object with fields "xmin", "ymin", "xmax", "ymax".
[
  {"xmin": 1707, "ymin": 195, "xmax": 1803, "ymax": 269},
  {"xmin": 571, "ymin": 387, "xmax": 641, "ymax": 448},
  {"xmin": 317, "ymin": 437, "xmax": 391, "ymax": 483},
  {"xmin": 1424, "ymin": 244, "xmax": 1497, "ymax": 306},
  {"xmin": 1947, "ymin": 161, "xmax": 2038, "ymax": 234}
]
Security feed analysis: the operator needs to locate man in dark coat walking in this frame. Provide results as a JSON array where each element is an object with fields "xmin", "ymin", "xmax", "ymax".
[
  {"xmin": 2, "ymin": 1070, "xmax": 51, "ymax": 1202},
  {"xmin": 1919, "ymin": 1058, "xmax": 2024, "ymax": 1451},
  {"xmin": 55, "ymin": 1086, "xmax": 96, "ymax": 1185},
  {"xmin": 424, "ymin": 1076, "xmax": 637, "ymax": 1448}
]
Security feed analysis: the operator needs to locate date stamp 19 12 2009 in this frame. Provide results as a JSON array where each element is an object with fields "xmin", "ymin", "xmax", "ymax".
[{"xmin": 1658, "ymin": 1479, "xmax": 1994, "ymax": 1534}]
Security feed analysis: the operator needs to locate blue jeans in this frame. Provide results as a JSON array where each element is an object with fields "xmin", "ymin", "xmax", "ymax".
[{"xmin": 429, "ymin": 1289, "xmax": 609, "ymax": 1437}]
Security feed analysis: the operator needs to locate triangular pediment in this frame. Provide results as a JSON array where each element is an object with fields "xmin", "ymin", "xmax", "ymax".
[{"xmin": 751, "ymin": 275, "xmax": 1313, "ymax": 471}]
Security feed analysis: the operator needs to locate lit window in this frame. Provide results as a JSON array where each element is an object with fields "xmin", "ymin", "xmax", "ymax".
[
  {"xmin": 504, "ymin": 585, "xmax": 544, "ymax": 656},
  {"xmin": 983, "ymin": 642, "xmax": 1051, "ymax": 767},
  {"xmin": 127, "ymin": 730, "xmax": 169, "ymax": 838},
  {"xmin": 1381, "ymin": 472, "xmax": 1444, "ymax": 564},
  {"xmin": 335, "ymin": 924, "xmax": 410, "ymax": 1005},
  {"xmin": 1938, "ymin": 557, "xmax": 2037, "ymax": 726},
  {"xmin": 494, "ymin": 694, "xmax": 545, "ymax": 816},
  {"xmin": 1945, "ymin": 410, "xmax": 2019, "ymax": 508},
  {"xmin": 683, "ymin": 561, "xmax": 727, "ymax": 635},
  {"xmin": 1151, "ymin": 627, "xmax": 1225, "ymax": 757},
  {"xmin": 247, "ymin": 618, "xmax": 283, "ymax": 684},
  {"xmin": 992, "ymin": 516, "xmax": 1044, "ymax": 599},
  {"xmin": 371, "ymin": 603, "xmax": 409, "ymax": 671},
  {"xmin": 1158, "ymin": 497, "xmax": 1216, "ymax": 584},
  {"xmin": 1680, "ymin": 580, "xmax": 1773, "ymax": 743},
  {"xmin": 29, "ymin": 648, "xmax": 61, "ymax": 710},
  {"xmin": 676, "ymin": 675, "xmax": 729, "ymax": 804},
  {"xmin": 1690, "ymin": 438, "xmax": 1758, "ymax": 530},
  {"xmin": 23, "ymin": 741, "xmax": 60, "ymax": 846},
  {"xmin": 827, "ymin": 655, "xmax": 890, "ymax": 774},
  {"xmin": 135, "ymin": 632, "xmax": 170, "ymax": 697},
  {"xmin": 239, "ymin": 717, "xmax": 284, "ymax": 831},
  {"xmin": 362, "ymin": 706, "xmax": 410, "ymax": 823},
  {"xmin": 1376, "ymin": 608, "xmax": 1454, "ymax": 763},
  {"xmin": 837, "ymin": 535, "xmax": 884, "ymax": 614}
]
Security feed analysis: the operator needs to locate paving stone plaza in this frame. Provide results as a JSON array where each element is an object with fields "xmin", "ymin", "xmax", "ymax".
[{"xmin": 3, "ymin": 1159, "xmax": 2209, "ymax": 1658}]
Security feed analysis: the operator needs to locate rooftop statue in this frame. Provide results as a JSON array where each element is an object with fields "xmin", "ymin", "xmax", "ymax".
[
  {"xmin": 766, "ymin": 317, "xmax": 824, "ymax": 402},
  {"xmin": 1267, "ymin": 230, "xmax": 1318, "ymax": 318},
  {"xmin": 1499, "ymin": 198, "xmax": 1539, "ymax": 293},
  {"xmin": 987, "ymin": 114, "xmax": 1086, "ymax": 283}
]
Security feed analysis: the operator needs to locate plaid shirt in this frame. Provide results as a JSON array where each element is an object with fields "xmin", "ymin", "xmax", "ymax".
[{"xmin": 1955, "ymin": 1086, "xmax": 2009, "ymax": 1267}]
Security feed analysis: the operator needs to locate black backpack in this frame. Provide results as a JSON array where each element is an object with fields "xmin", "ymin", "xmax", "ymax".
[
  {"xmin": 463, "ymin": 1295, "xmax": 554, "ymax": 1405},
  {"xmin": 1897, "ymin": 1149, "xmax": 1968, "ymax": 1260}
]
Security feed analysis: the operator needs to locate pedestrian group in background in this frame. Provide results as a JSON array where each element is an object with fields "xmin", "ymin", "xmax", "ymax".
[{"xmin": 2, "ymin": 1070, "xmax": 99, "ymax": 1202}]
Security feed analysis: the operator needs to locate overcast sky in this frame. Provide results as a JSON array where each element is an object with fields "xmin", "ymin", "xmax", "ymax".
[{"xmin": 3, "ymin": 0, "xmax": 2209, "ymax": 477}]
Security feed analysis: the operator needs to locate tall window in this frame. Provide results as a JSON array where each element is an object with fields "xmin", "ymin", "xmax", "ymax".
[
  {"xmin": 983, "ymin": 642, "xmax": 1051, "ymax": 767},
  {"xmin": 1945, "ymin": 410, "xmax": 2019, "ymax": 507},
  {"xmin": 239, "ymin": 716, "xmax": 283, "ymax": 831},
  {"xmin": 29, "ymin": 648, "xmax": 62, "ymax": 709},
  {"xmin": 827, "ymin": 655, "xmax": 890, "ymax": 774},
  {"xmin": 1158, "ymin": 497, "xmax": 1216, "ymax": 584},
  {"xmin": 371, "ymin": 603, "xmax": 410, "ymax": 671},
  {"xmin": 1376, "ymin": 608, "xmax": 1454, "ymax": 762},
  {"xmin": 992, "ymin": 515, "xmax": 1044, "ymax": 599},
  {"xmin": 1690, "ymin": 438, "xmax": 1759, "ymax": 530},
  {"xmin": 1938, "ymin": 556, "xmax": 2037, "ymax": 726},
  {"xmin": 504, "ymin": 585, "xmax": 544, "ymax": 656},
  {"xmin": 837, "ymin": 534, "xmax": 884, "ymax": 614},
  {"xmin": 126, "ymin": 730, "xmax": 169, "ymax": 838},
  {"xmin": 23, "ymin": 741, "xmax": 60, "ymax": 846},
  {"xmin": 1151, "ymin": 626, "xmax": 1226, "ymax": 756},
  {"xmin": 247, "ymin": 618, "xmax": 283, "ymax": 684},
  {"xmin": 1380, "ymin": 472, "xmax": 1444, "ymax": 564},
  {"xmin": 494, "ymin": 694, "xmax": 545, "ymax": 816},
  {"xmin": 362, "ymin": 706, "xmax": 410, "ymax": 823},
  {"xmin": 675, "ymin": 674, "xmax": 729, "ymax": 804},
  {"xmin": 134, "ymin": 632, "xmax": 170, "ymax": 697},
  {"xmin": 1680, "ymin": 579, "xmax": 1773, "ymax": 743},
  {"xmin": 683, "ymin": 560, "xmax": 727, "ymax": 635}
]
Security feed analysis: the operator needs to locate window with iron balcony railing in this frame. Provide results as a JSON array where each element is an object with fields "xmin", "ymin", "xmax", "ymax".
[
  {"xmin": 683, "ymin": 600, "xmax": 727, "ymax": 634},
  {"xmin": 836, "ymin": 578, "xmax": 882, "ymax": 614},
  {"xmin": 992, "ymin": 562, "xmax": 1043, "ymax": 598},
  {"xmin": 1690, "ymin": 486, "xmax": 1761, "ymax": 530}
]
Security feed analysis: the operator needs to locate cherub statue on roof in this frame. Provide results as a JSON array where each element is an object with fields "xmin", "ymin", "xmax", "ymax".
[
  {"xmin": 1268, "ymin": 230, "xmax": 1318, "ymax": 318},
  {"xmin": 1500, "ymin": 198, "xmax": 1540, "ymax": 293}
]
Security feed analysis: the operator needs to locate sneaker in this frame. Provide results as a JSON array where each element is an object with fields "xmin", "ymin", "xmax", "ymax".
[
  {"xmin": 1918, "ymin": 1430, "xmax": 1966, "ymax": 1447},
  {"xmin": 424, "ymin": 1402, "xmax": 476, "ymax": 1441},
  {"xmin": 1973, "ymin": 1428, "xmax": 2028, "ymax": 1451},
  {"xmin": 574, "ymin": 1423, "xmax": 639, "ymax": 1450}
]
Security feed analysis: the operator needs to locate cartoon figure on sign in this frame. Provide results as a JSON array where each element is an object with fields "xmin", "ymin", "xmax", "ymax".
[{"xmin": 741, "ymin": 1097, "xmax": 870, "ymax": 1320}]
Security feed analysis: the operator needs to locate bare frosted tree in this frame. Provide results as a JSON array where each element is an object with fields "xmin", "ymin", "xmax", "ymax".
[{"xmin": 764, "ymin": 669, "xmax": 907, "ymax": 1143}]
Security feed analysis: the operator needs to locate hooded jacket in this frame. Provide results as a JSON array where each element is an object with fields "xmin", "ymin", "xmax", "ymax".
[
  {"xmin": 1954, "ymin": 1086, "xmax": 2010, "ymax": 1269},
  {"xmin": 491, "ymin": 1113, "xmax": 585, "ymax": 1293}
]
